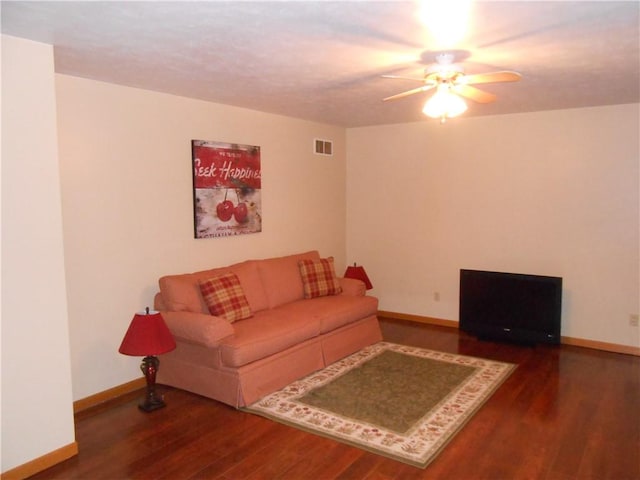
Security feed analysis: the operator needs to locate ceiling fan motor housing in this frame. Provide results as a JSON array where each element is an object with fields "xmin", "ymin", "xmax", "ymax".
[{"xmin": 426, "ymin": 53, "xmax": 465, "ymax": 80}]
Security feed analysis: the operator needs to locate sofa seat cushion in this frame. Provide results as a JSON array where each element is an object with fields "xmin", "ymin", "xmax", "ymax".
[
  {"xmin": 215, "ymin": 294, "xmax": 377, "ymax": 369},
  {"xmin": 218, "ymin": 309, "xmax": 321, "ymax": 368},
  {"xmin": 284, "ymin": 295, "xmax": 379, "ymax": 333}
]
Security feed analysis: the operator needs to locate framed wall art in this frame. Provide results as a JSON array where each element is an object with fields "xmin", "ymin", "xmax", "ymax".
[{"xmin": 192, "ymin": 140, "xmax": 262, "ymax": 238}]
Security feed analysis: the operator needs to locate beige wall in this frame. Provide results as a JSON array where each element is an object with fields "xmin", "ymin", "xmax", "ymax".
[
  {"xmin": 54, "ymin": 75, "xmax": 347, "ymax": 400},
  {"xmin": 1, "ymin": 35, "xmax": 75, "ymax": 472},
  {"xmin": 347, "ymin": 104, "xmax": 640, "ymax": 348}
]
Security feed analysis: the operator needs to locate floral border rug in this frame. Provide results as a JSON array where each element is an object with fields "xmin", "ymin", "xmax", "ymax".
[{"xmin": 243, "ymin": 342, "xmax": 515, "ymax": 468}]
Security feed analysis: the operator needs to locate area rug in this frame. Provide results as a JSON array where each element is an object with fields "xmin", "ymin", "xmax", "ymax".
[{"xmin": 243, "ymin": 342, "xmax": 515, "ymax": 468}]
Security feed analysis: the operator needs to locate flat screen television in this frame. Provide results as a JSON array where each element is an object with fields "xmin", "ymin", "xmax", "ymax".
[{"xmin": 459, "ymin": 269, "xmax": 562, "ymax": 345}]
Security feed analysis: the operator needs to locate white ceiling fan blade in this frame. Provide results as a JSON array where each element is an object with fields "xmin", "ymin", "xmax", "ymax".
[
  {"xmin": 383, "ymin": 84, "xmax": 436, "ymax": 102},
  {"xmin": 461, "ymin": 71, "xmax": 522, "ymax": 85},
  {"xmin": 454, "ymin": 84, "xmax": 497, "ymax": 103},
  {"xmin": 381, "ymin": 74, "xmax": 425, "ymax": 83}
]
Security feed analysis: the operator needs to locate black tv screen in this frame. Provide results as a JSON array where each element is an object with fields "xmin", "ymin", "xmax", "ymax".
[{"xmin": 459, "ymin": 269, "xmax": 562, "ymax": 345}]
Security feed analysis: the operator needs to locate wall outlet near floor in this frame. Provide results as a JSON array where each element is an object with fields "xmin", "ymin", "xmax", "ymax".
[
  {"xmin": 630, "ymin": 314, "xmax": 639, "ymax": 327},
  {"xmin": 433, "ymin": 291, "xmax": 440, "ymax": 302}
]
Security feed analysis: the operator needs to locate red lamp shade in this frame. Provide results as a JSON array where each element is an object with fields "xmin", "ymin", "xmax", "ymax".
[
  {"xmin": 344, "ymin": 263, "xmax": 373, "ymax": 290},
  {"xmin": 119, "ymin": 310, "xmax": 176, "ymax": 356}
]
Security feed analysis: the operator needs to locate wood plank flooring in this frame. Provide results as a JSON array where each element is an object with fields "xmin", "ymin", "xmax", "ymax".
[{"xmin": 30, "ymin": 318, "xmax": 640, "ymax": 479}]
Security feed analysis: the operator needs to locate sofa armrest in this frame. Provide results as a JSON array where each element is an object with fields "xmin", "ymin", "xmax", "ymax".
[
  {"xmin": 338, "ymin": 277, "xmax": 366, "ymax": 297},
  {"xmin": 160, "ymin": 311, "xmax": 234, "ymax": 348}
]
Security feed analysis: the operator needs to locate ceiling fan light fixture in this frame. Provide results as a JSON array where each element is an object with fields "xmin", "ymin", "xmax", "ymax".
[{"xmin": 422, "ymin": 85, "xmax": 467, "ymax": 121}]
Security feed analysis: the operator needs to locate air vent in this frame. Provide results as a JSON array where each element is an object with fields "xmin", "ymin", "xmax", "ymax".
[{"xmin": 314, "ymin": 138, "xmax": 333, "ymax": 156}]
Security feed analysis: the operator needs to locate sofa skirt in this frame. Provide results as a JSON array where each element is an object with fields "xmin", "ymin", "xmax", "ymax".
[{"xmin": 158, "ymin": 315, "xmax": 382, "ymax": 408}]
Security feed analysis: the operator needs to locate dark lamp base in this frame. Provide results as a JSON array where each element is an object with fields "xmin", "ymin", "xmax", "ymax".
[
  {"xmin": 138, "ymin": 355, "xmax": 166, "ymax": 413},
  {"xmin": 138, "ymin": 396, "xmax": 166, "ymax": 412}
]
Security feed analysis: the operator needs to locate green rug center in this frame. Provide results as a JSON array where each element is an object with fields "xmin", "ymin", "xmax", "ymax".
[{"xmin": 299, "ymin": 350, "xmax": 477, "ymax": 434}]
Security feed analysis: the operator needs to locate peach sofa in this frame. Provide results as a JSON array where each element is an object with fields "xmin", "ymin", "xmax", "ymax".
[{"xmin": 153, "ymin": 251, "xmax": 381, "ymax": 408}]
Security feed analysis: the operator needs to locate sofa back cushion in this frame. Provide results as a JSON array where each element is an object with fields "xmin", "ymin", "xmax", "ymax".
[
  {"xmin": 159, "ymin": 260, "xmax": 268, "ymax": 314},
  {"xmin": 257, "ymin": 250, "xmax": 321, "ymax": 308}
]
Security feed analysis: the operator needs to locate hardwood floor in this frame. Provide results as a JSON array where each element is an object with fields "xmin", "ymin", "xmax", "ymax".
[{"xmin": 30, "ymin": 318, "xmax": 640, "ymax": 480}]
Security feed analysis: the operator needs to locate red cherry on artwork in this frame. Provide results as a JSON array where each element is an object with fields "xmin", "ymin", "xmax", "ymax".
[
  {"xmin": 234, "ymin": 202, "xmax": 248, "ymax": 223},
  {"xmin": 216, "ymin": 200, "xmax": 234, "ymax": 222}
]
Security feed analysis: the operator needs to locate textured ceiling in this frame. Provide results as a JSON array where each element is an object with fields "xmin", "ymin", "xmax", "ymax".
[{"xmin": 2, "ymin": 1, "xmax": 639, "ymax": 127}]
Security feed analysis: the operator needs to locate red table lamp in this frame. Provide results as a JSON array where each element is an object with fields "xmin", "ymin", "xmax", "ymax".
[
  {"xmin": 119, "ymin": 308, "xmax": 176, "ymax": 412},
  {"xmin": 344, "ymin": 263, "xmax": 373, "ymax": 290}
]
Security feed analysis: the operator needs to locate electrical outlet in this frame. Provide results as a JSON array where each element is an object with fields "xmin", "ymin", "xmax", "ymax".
[
  {"xmin": 433, "ymin": 292, "xmax": 440, "ymax": 302},
  {"xmin": 630, "ymin": 314, "xmax": 639, "ymax": 327}
]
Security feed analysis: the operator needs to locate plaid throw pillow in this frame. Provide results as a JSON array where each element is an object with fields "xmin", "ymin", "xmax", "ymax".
[
  {"xmin": 198, "ymin": 272, "xmax": 252, "ymax": 322},
  {"xmin": 299, "ymin": 257, "xmax": 343, "ymax": 299}
]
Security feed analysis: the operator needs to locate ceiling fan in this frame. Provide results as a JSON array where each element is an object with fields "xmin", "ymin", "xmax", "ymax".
[{"xmin": 382, "ymin": 53, "xmax": 521, "ymax": 121}]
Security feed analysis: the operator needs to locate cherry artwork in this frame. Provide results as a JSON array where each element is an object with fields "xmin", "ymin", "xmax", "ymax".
[
  {"xmin": 216, "ymin": 189, "xmax": 248, "ymax": 224},
  {"xmin": 233, "ymin": 202, "xmax": 248, "ymax": 223},
  {"xmin": 215, "ymin": 189, "xmax": 234, "ymax": 222}
]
